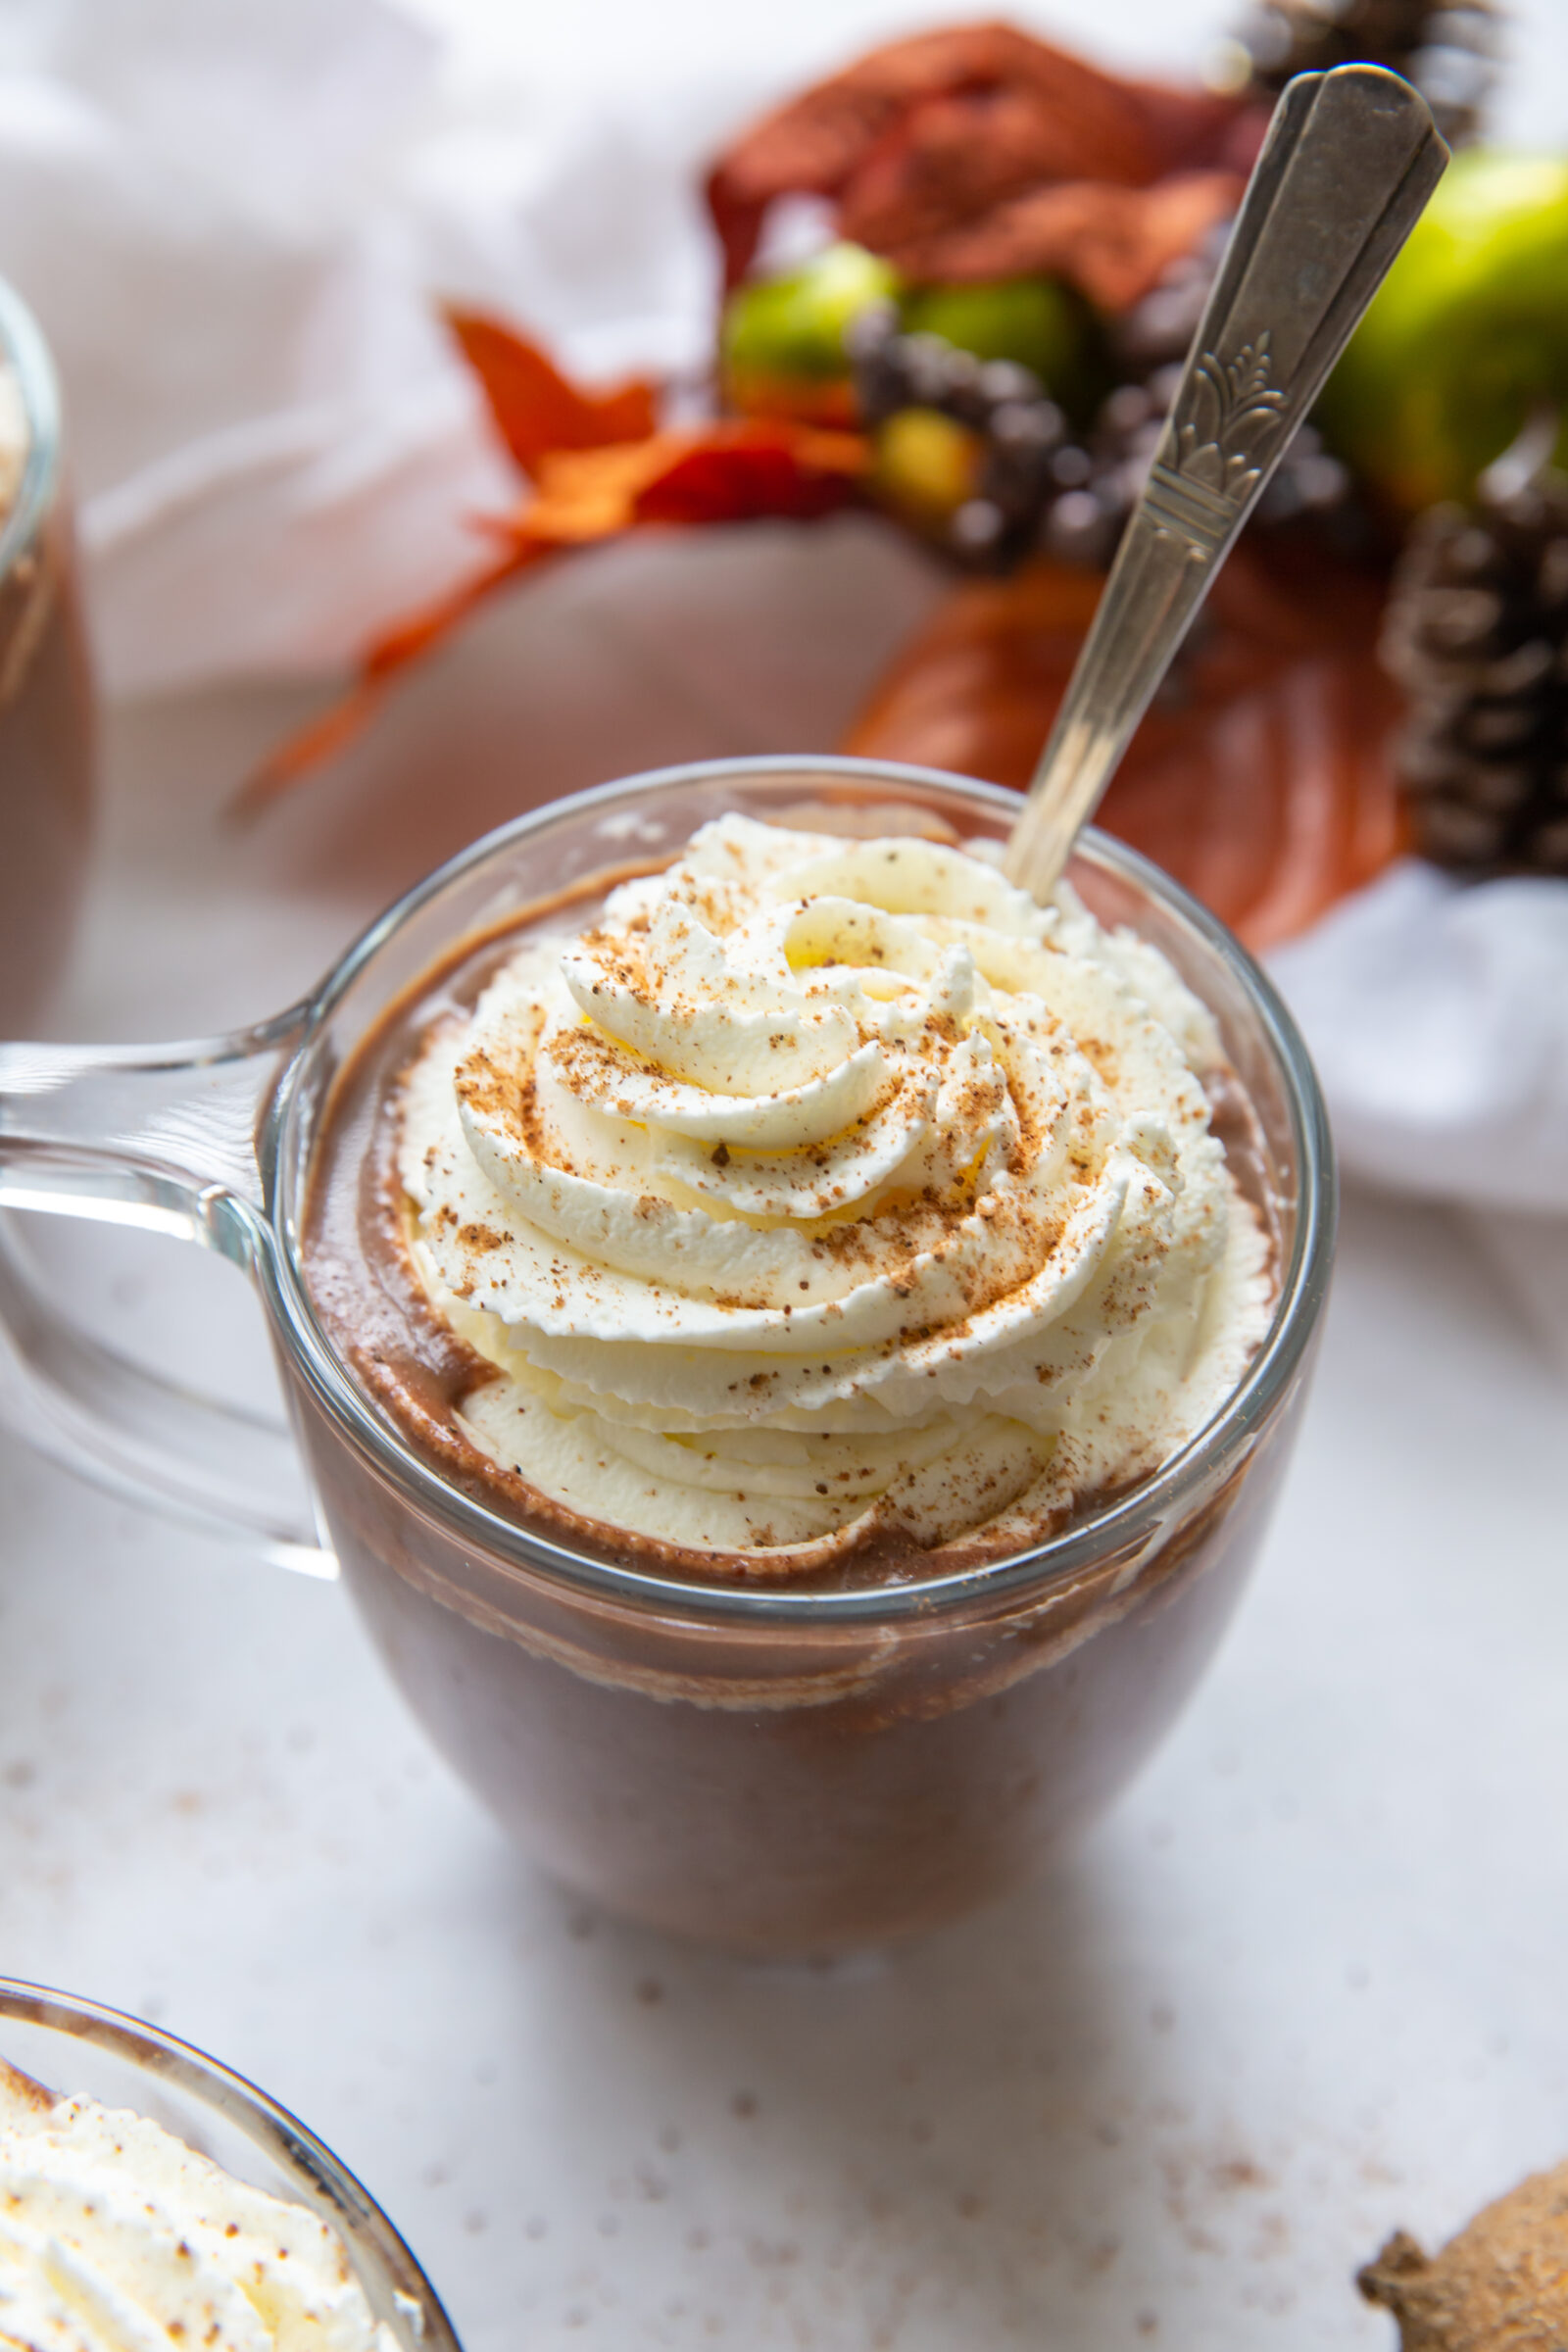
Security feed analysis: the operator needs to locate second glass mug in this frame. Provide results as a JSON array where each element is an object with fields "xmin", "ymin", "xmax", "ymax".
[
  {"xmin": 0, "ymin": 1980, "xmax": 460, "ymax": 2352},
  {"xmin": 0, "ymin": 758, "xmax": 1335, "ymax": 1951}
]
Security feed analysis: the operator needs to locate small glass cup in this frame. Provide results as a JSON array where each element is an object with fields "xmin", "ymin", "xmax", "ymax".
[
  {"xmin": 0, "ymin": 1979, "xmax": 461, "ymax": 2348},
  {"xmin": 0, "ymin": 760, "xmax": 1335, "ymax": 1949},
  {"xmin": 0, "ymin": 275, "xmax": 95, "ymax": 1037}
]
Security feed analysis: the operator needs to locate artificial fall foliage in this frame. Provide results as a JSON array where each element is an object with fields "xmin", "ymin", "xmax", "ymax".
[
  {"xmin": 245, "ymin": 306, "xmax": 1407, "ymax": 944},
  {"xmin": 242, "ymin": 24, "xmax": 1282, "ymax": 814},
  {"xmin": 245, "ymin": 20, "xmax": 1418, "ymax": 947},
  {"xmin": 443, "ymin": 308, "xmax": 659, "ymax": 475},
  {"xmin": 705, "ymin": 21, "xmax": 1261, "ymax": 310}
]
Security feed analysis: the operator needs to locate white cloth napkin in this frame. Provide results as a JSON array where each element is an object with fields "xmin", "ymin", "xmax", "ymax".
[
  {"xmin": 2, "ymin": 0, "xmax": 1567, "ymax": 1262},
  {"xmin": 1270, "ymin": 868, "xmax": 1568, "ymax": 1352},
  {"xmin": 0, "ymin": 0, "xmax": 734, "ymax": 694},
  {"xmin": 1269, "ymin": 864, "xmax": 1568, "ymax": 1217}
]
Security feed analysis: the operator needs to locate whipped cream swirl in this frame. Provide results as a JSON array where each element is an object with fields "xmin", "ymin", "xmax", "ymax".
[
  {"xmin": 0, "ymin": 2062, "xmax": 397, "ymax": 2350},
  {"xmin": 399, "ymin": 815, "xmax": 1272, "ymax": 1569}
]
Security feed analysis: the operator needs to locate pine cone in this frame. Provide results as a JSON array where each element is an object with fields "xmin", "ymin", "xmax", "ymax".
[
  {"xmin": 1231, "ymin": 0, "xmax": 1504, "ymax": 149},
  {"xmin": 1383, "ymin": 459, "xmax": 1568, "ymax": 874}
]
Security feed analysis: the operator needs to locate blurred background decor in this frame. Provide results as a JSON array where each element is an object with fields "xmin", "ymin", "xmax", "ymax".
[{"xmin": 1, "ymin": 0, "xmax": 1566, "ymax": 1253}]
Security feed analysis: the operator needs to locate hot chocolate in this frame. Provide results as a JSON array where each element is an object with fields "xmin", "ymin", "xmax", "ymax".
[
  {"xmin": 306, "ymin": 814, "xmax": 1273, "ymax": 1587},
  {"xmin": 281, "ymin": 778, "xmax": 1317, "ymax": 1950},
  {"xmin": 0, "ymin": 754, "xmax": 1327, "ymax": 1947}
]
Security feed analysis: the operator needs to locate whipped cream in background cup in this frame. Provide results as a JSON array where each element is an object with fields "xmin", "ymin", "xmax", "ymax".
[
  {"xmin": 0, "ymin": 273, "xmax": 95, "ymax": 1039},
  {"xmin": 0, "ymin": 1978, "xmax": 462, "ymax": 2348},
  {"xmin": 0, "ymin": 760, "xmax": 1335, "ymax": 1950}
]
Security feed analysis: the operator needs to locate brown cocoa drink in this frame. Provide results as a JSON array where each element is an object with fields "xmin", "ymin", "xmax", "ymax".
[
  {"xmin": 294, "ymin": 779, "xmax": 1320, "ymax": 1950},
  {"xmin": 0, "ymin": 523, "xmax": 93, "ymax": 1034},
  {"xmin": 0, "ymin": 325, "xmax": 94, "ymax": 1038}
]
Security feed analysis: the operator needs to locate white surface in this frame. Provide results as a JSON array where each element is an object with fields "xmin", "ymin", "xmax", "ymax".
[{"xmin": 3, "ymin": 527, "xmax": 1568, "ymax": 2350}]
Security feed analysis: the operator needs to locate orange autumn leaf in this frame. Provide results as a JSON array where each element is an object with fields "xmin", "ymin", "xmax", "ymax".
[
  {"xmin": 445, "ymin": 308, "xmax": 658, "ymax": 479},
  {"xmin": 842, "ymin": 539, "xmax": 1408, "ymax": 950},
  {"xmin": 706, "ymin": 21, "xmax": 1257, "ymax": 307},
  {"xmin": 502, "ymin": 438, "xmax": 684, "ymax": 542},
  {"xmin": 243, "ymin": 419, "xmax": 869, "ymax": 808}
]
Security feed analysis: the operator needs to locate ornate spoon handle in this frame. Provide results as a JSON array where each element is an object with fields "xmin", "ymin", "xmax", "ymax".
[{"xmin": 1003, "ymin": 64, "xmax": 1447, "ymax": 904}]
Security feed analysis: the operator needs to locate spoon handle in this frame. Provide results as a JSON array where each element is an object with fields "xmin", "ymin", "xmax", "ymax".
[{"xmin": 1003, "ymin": 65, "xmax": 1447, "ymax": 904}]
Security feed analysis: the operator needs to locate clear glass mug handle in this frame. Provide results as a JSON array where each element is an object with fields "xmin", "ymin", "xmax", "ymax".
[{"xmin": 0, "ymin": 1014, "xmax": 336, "ymax": 1578}]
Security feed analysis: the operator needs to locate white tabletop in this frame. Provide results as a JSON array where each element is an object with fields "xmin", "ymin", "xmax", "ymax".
[{"xmin": 3, "ymin": 515, "xmax": 1567, "ymax": 2351}]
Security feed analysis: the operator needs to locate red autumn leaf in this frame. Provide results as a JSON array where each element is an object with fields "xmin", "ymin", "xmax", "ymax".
[
  {"xmin": 445, "ymin": 308, "xmax": 658, "ymax": 480},
  {"xmin": 842, "ymin": 537, "xmax": 1407, "ymax": 950},
  {"xmin": 706, "ymin": 21, "xmax": 1256, "ymax": 304},
  {"xmin": 479, "ymin": 419, "xmax": 868, "ymax": 547},
  {"xmin": 626, "ymin": 424, "xmax": 867, "ymax": 525}
]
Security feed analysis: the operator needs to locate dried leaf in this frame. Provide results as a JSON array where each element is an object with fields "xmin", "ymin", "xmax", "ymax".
[
  {"xmin": 244, "ymin": 420, "xmax": 868, "ymax": 808},
  {"xmin": 458, "ymin": 421, "xmax": 868, "ymax": 559},
  {"xmin": 872, "ymin": 168, "xmax": 1243, "ymax": 316},
  {"xmin": 842, "ymin": 539, "xmax": 1406, "ymax": 949},
  {"xmin": 446, "ymin": 308, "xmax": 658, "ymax": 479},
  {"xmin": 707, "ymin": 21, "xmax": 1253, "ymax": 300}
]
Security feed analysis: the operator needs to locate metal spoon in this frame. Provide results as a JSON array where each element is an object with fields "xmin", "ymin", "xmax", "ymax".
[{"xmin": 1003, "ymin": 65, "xmax": 1448, "ymax": 905}]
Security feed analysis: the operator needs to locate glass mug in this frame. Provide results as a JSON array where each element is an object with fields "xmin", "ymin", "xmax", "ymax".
[
  {"xmin": 0, "ymin": 1979, "xmax": 461, "ymax": 2348},
  {"xmin": 0, "ymin": 760, "xmax": 1335, "ymax": 1950},
  {"xmin": 0, "ymin": 274, "xmax": 95, "ymax": 1037}
]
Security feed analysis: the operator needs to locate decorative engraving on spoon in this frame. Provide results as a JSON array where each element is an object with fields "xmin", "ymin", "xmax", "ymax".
[
  {"xmin": 1144, "ymin": 331, "xmax": 1293, "ymax": 561},
  {"xmin": 1178, "ymin": 332, "xmax": 1291, "ymax": 496}
]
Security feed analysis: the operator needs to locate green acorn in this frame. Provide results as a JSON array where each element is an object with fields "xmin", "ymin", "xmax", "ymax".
[
  {"xmin": 721, "ymin": 243, "xmax": 900, "ymax": 423},
  {"xmin": 897, "ymin": 276, "xmax": 1098, "ymax": 418},
  {"xmin": 1319, "ymin": 149, "xmax": 1568, "ymax": 516}
]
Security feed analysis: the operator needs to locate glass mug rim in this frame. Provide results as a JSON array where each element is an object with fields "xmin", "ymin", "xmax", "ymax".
[
  {"xmin": 0, "ymin": 1977, "xmax": 461, "ymax": 2351},
  {"xmin": 251, "ymin": 754, "xmax": 1336, "ymax": 1630},
  {"xmin": 0, "ymin": 273, "xmax": 62, "ymax": 578}
]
